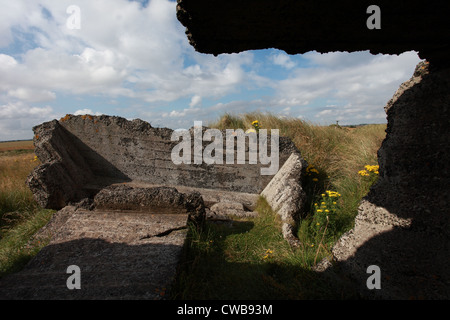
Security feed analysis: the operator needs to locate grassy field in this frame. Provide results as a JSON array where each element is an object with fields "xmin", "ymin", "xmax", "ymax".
[
  {"xmin": 0, "ymin": 116, "xmax": 386, "ymax": 299},
  {"xmin": 0, "ymin": 140, "xmax": 54, "ymax": 278},
  {"xmin": 0, "ymin": 140, "xmax": 35, "ymax": 152}
]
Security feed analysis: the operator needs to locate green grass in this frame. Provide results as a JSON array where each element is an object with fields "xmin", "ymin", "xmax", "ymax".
[
  {"xmin": 171, "ymin": 197, "xmax": 359, "ymax": 299},
  {"xmin": 0, "ymin": 209, "xmax": 53, "ymax": 278}
]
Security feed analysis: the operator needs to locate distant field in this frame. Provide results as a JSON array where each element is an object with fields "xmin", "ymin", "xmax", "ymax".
[{"xmin": 0, "ymin": 140, "xmax": 34, "ymax": 154}]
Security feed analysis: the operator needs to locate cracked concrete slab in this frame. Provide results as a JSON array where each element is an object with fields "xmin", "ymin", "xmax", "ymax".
[{"xmin": 0, "ymin": 206, "xmax": 188, "ymax": 300}]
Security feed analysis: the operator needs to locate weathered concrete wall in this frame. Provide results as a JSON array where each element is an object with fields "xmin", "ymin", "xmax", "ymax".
[
  {"xmin": 326, "ymin": 62, "xmax": 450, "ymax": 299},
  {"xmin": 28, "ymin": 115, "xmax": 298, "ymax": 210}
]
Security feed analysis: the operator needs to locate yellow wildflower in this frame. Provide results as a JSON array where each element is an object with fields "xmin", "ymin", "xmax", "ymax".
[
  {"xmin": 358, "ymin": 170, "xmax": 369, "ymax": 176},
  {"xmin": 365, "ymin": 165, "xmax": 379, "ymax": 172}
]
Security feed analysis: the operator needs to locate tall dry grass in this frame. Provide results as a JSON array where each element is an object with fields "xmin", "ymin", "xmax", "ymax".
[
  {"xmin": 0, "ymin": 153, "xmax": 39, "ymax": 225},
  {"xmin": 0, "ymin": 148, "xmax": 53, "ymax": 277},
  {"xmin": 209, "ymin": 112, "xmax": 385, "ymax": 183},
  {"xmin": 209, "ymin": 112, "xmax": 386, "ymax": 234}
]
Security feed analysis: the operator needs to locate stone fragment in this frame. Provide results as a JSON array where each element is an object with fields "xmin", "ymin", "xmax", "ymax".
[
  {"xmin": 93, "ymin": 184, "xmax": 206, "ymax": 228},
  {"xmin": 261, "ymin": 152, "xmax": 307, "ymax": 246},
  {"xmin": 208, "ymin": 201, "xmax": 258, "ymax": 220}
]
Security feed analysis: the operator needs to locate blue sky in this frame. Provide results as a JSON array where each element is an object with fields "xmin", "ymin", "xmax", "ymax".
[{"xmin": 0, "ymin": 0, "xmax": 422, "ymax": 141}]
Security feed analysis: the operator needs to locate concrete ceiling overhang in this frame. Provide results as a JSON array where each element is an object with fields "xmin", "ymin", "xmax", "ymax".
[{"xmin": 176, "ymin": 0, "xmax": 450, "ymax": 67}]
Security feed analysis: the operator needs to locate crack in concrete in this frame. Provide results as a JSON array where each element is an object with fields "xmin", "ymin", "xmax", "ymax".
[{"xmin": 139, "ymin": 226, "xmax": 187, "ymax": 240}]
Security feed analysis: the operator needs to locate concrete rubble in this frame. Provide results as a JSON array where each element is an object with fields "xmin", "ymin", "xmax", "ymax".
[{"xmin": 0, "ymin": 115, "xmax": 307, "ymax": 299}]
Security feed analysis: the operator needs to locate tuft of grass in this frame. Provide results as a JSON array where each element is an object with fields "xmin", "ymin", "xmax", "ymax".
[{"xmin": 0, "ymin": 208, "xmax": 53, "ymax": 278}]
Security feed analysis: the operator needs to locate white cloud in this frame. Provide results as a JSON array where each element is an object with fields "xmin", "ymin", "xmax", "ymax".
[
  {"xmin": 0, "ymin": 54, "xmax": 18, "ymax": 67},
  {"xmin": 189, "ymin": 95, "xmax": 202, "ymax": 108},
  {"xmin": 74, "ymin": 109, "xmax": 102, "ymax": 116},
  {"xmin": 0, "ymin": 101, "xmax": 57, "ymax": 140},
  {"xmin": 271, "ymin": 51, "xmax": 422, "ymax": 124},
  {"xmin": 0, "ymin": 0, "xmax": 254, "ymax": 105},
  {"xmin": 0, "ymin": 102, "xmax": 53, "ymax": 119},
  {"xmin": 271, "ymin": 53, "xmax": 296, "ymax": 69},
  {"xmin": 7, "ymin": 88, "xmax": 56, "ymax": 103}
]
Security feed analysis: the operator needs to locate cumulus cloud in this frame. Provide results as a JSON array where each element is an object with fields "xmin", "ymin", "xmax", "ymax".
[
  {"xmin": 7, "ymin": 88, "xmax": 56, "ymax": 103},
  {"xmin": 272, "ymin": 51, "xmax": 422, "ymax": 124},
  {"xmin": 132, "ymin": 50, "xmax": 421, "ymax": 128},
  {"xmin": 0, "ymin": 101, "xmax": 57, "ymax": 140},
  {"xmin": 189, "ymin": 95, "xmax": 202, "ymax": 108},
  {"xmin": 74, "ymin": 109, "xmax": 102, "ymax": 116},
  {"xmin": 0, "ymin": 0, "xmax": 253, "ymax": 106},
  {"xmin": 0, "ymin": 0, "xmax": 255, "ymax": 138},
  {"xmin": 271, "ymin": 53, "xmax": 296, "ymax": 69}
]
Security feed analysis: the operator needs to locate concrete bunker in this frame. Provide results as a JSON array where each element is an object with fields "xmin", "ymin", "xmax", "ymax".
[
  {"xmin": 1, "ymin": 114, "xmax": 308, "ymax": 299},
  {"xmin": 26, "ymin": 114, "xmax": 308, "ymax": 245},
  {"xmin": 175, "ymin": 0, "xmax": 450, "ymax": 299}
]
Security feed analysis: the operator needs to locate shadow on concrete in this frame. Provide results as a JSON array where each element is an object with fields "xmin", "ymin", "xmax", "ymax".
[
  {"xmin": 60, "ymin": 126, "xmax": 132, "ymax": 190},
  {"xmin": 324, "ymin": 181, "xmax": 450, "ymax": 299},
  {"xmin": 327, "ymin": 219, "xmax": 450, "ymax": 299},
  {"xmin": 318, "ymin": 69, "xmax": 450, "ymax": 299},
  {"xmin": 0, "ymin": 237, "xmax": 183, "ymax": 300},
  {"xmin": 37, "ymin": 125, "xmax": 133, "ymax": 209}
]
